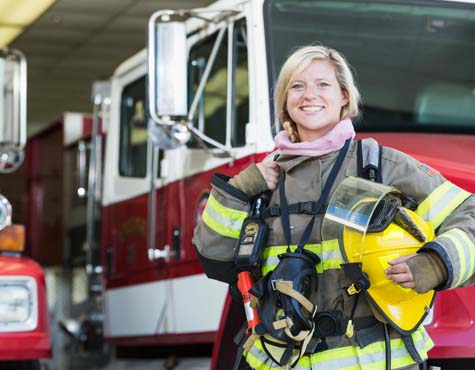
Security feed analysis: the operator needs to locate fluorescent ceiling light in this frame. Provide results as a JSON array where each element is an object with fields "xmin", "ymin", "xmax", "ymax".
[{"xmin": 0, "ymin": 0, "xmax": 56, "ymax": 48}]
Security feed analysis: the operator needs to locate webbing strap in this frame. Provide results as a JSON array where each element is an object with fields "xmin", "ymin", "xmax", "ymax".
[
  {"xmin": 274, "ymin": 280, "xmax": 316, "ymax": 314},
  {"xmin": 280, "ymin": 139, "xmax": 351, "ymax": 252},
  {"xmin": 402, "ymin": 334, "xmax": 424, "ymax": 364},
  {"xmin": 357, "ymin": 138, "xmax": 382, "ymax": 182},
  {"xmin": 279, "ymin": 171, "xmax": 292, "ymax": 249},
  {"xmin": 262, "ymin": 201, "xmax": 322, "ymax": 219}
]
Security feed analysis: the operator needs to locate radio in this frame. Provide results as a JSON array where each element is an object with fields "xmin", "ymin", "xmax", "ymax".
[{"xmin": 234, "ymin": 193, "xmax": 270, "ymax": 271}]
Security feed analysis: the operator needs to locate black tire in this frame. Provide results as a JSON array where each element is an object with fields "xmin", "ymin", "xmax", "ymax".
[{"xmin": 0, "ymin": 360, "xmax": 41, "ymax": 370}]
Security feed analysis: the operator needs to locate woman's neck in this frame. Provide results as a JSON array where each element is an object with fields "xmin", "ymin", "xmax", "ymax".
[{"xmin": 275, "ymin": 118, "xmax": 355, "ymax": 157}]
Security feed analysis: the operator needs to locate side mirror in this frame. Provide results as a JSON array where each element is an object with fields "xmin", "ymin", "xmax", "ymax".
[
  {"xmin": 0, "ymin": 194, "xmax": 12, "ymax": 231},
  {"xmin": 148, "ymin": 18, "xmax": 188, "ymax": 121},
  {"xmin": 0, "ymin": 49, "xmax": 26, "ymax": 173}
]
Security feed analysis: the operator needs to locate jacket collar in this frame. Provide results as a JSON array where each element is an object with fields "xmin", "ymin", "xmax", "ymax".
[{"xmin": 274, "ymin": 140, "xmax": 357, "ymax": 172}]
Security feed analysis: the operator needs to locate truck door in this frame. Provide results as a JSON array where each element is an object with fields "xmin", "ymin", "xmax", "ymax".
[
  {"xmin": 161, "ymin": 18, "xmax": 252, "ymax": 336},
  {"xmin": 103, "ymin": 69, "xmax": 175, "ymax": 338},
  {"xmin": 107, "ymin": 75, "xmax": 167, "ymax": 282}
]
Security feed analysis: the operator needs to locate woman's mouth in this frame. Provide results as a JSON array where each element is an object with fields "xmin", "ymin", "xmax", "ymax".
[{"xmin": 300, "ymin": 106, "xmax": 324, "ymax": 112}]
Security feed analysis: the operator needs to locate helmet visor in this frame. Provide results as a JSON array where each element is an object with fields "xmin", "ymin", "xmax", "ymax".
[{"xmin": 322, "ymin": 176, "xmax": 400, "ymax": 263}]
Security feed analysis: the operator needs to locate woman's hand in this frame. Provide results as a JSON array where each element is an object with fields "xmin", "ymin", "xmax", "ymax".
[
  {"xmin": 385, "ymin": 254, "xmax": 417, "ymax": 289},
  {"xmin": 256, "ymin": 161, "xmax": 280, "ymax": 190}
]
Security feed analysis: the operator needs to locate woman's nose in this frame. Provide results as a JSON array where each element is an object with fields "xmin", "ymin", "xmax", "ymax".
[{"xmin": 303, "ymin": 85, "xmax": 318, "ymax": 99}]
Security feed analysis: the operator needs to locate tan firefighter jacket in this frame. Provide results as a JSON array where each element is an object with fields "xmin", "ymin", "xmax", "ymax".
[{"xmin": 193, "ymin": 139, "xmax": 475, "ymax": 370}]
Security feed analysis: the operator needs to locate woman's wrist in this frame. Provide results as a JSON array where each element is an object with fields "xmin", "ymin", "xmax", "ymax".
[
  {"xmin": 229, "ymin": 164, "xmax": 268, "ymax": 196},
  {"xmin": 407, "ymin": 251, "xmax": 448, "ymax": 293}
]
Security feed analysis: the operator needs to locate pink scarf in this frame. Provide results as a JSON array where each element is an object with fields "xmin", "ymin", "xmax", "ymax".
[{"xmin": 275, "ymin": 119, "xmax": 355, "ymax": 157}]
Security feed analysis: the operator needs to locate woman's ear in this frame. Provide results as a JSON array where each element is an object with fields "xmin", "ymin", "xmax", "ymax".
[{"xmin": 341, "ymin": 89, "xmax": 349, "ymax": 106}]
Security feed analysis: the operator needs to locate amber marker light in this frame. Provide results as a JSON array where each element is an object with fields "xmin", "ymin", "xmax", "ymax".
[{"xmin": 0, "ymin": 224, "xmax": 25, "ymax": 252}]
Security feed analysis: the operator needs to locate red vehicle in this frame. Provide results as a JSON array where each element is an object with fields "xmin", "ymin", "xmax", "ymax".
[
  {"xmin": 0, "ymin": 230, "xmax": 51, "ymax": 368},
  {"xmin": 11, "ymin": 110, "xmax": 108, "ymax": 370},
  {"xmin": 0, "ymin": 49, "xmax": 51, "ymax": 369}
]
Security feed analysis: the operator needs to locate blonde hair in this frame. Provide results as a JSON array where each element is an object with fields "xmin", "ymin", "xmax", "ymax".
[{"xmin": 275, "ymin": 45, "xmax": 361, "ymax": 142}]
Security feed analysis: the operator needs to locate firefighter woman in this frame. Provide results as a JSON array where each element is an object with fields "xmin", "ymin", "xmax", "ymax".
[{"xmin": 194, "ymin": 45, "xmax": 475, "ymax": 370}]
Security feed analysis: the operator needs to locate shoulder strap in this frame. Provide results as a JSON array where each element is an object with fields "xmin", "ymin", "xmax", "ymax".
[{"xmin": 357, "ymin": 138, "xmax": 382, "ymax": 183}]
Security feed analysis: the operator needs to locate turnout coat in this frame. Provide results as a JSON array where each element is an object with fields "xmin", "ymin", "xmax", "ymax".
[{"xmin": 194, "ymin": 139, "xmax": 475, "ymax": 370}]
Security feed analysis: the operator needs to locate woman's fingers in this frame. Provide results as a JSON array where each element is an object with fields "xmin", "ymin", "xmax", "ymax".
[
  {"xmin": 257, "ymin": 161, "xmax": 280, "ymax": 190},
  {"xmin": 385, "ymin": 256, "xmax": 416, "ymax": 289},
  {"xmin": 387, "ymin": 254, "xmax": 416, "ymax": 265}
]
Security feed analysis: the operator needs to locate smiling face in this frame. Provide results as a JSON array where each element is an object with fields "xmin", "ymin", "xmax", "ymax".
[{"xmin": 286, "ymin": 59, "xmax": 348, "ymax": 142}]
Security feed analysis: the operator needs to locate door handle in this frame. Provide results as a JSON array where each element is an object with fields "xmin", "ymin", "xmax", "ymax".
[{"xmin": 148, "ymin": 244, "xmax": 170, "ymax": 262}]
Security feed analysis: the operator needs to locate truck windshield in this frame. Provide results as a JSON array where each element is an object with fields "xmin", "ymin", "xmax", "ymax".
[{"xmin": 265, "ymin": 0, "xmax": 475, "ymax": 134}]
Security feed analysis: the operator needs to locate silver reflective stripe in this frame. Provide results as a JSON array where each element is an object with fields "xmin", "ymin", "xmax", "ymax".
[
  {"xmin": 245, "ymin": 327, "xmax": 432, "ymax": 370},
  {"xmin": 294, "ymin": 365, "xmax": 314, "ymax": 370},
  {"xmin": 310, "ymin": 354, "xmax": 359, "ymax": 369},
  {"xmin": 358, "ymin": 346, "xmax": 412, "ymax": 368},
  {"xmin": 420, "ymin": 185, "xmax": 462, "ymax": 222},
  {"xmin": 262, "ymin": 249, "xmax": 342, "ymax": 270},
  {"xmin": 361, "ymin": 138, "xmax": 380, "ymax": 169},
  {"xmin": 438, "ymin": 228, "xmax": 475, "ymax": 288},
  {"xmin": 417, "ymin": 327, "xmax": 432, "ymax": 352},
  {"xmin": 261, "ymin": 244, "xmax": 343, "ymax": 274},
  {"xmin": 417, "ymin": 182, "xmax": 470, "ymax": 229},
  {"xmin": 203, "ymin": 201, "xmax": 244, "ymax": 233},
  {"xmin": 246, "ymin": 343, "xmax": 277, "ymax": 368}
]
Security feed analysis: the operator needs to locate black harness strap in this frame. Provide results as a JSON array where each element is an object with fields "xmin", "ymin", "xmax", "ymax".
[
  {"xmin": 402, "ymin": 335, "xmax": 424, "ymax": 364},
  {"xmin": 262, "ymin": 201, "xmax": 322, "ymax": 219},
  {"xmin": 279, "ymin": 139, "xmax": 351, "ymax": 253}
]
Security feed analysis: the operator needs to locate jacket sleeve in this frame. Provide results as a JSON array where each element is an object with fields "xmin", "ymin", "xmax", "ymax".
[
  {"xmin": 193, "ymin": 173, "xmax": 251, "ymax": 283},
  {"xmin": 382, "ymin": 147, "xmax": 475, "ymax": 291}
]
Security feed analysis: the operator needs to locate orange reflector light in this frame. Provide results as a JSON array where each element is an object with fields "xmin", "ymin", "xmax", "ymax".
[{"xmin": 0, "ymin": 224, "xmax": 25, "ymax": 252}]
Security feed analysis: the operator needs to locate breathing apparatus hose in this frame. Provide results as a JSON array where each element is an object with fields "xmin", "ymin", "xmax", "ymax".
[{"xmin": 384, "ymin": 323, "xmax": 391, "ymax": 370}]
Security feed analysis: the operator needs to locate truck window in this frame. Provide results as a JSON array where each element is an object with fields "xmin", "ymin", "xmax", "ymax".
[
  {"xmin": 266, "ymin": 0, "xmax": 475, "ymax": 134},
  {"xmin": 232, "ymin": 19, "xmax": 249, "ymax": 147},
  {"xmin": 119, "ymin": 76, "xmax": 147, "ymax": 177},
  {"xmin": 188, "ymin": 19, "xmax": 249, "ymax": 147}
]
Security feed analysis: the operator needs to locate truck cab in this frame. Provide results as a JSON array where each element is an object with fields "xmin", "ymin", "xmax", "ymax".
[{"xmin": 0, "ymin": 48, "xmax": 51, "ymax": 369}]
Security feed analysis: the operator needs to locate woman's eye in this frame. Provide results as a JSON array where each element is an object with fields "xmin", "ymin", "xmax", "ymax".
[
  {"xmin": 291, "ymin": 83, "xmax": 304, "ymax": 90},
  {"xmin": 318, "ymin": 82, "xmax": 330, "ymax": 88}
]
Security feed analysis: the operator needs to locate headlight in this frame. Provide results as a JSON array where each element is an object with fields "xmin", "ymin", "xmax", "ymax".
[{"xmin": 0, "ymin": 276, "xmax": 38, "ymax": 332}]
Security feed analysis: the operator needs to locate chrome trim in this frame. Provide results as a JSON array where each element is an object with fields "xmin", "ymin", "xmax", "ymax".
[{"xmin": 0, "ymin": 276, "xmax": 38, "ymax": 333}]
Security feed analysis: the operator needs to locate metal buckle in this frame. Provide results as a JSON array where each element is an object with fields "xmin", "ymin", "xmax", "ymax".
[
  {"xmin": 271, "ymin": 279, "xmax": 283, "ymax": 290},
  {"xmin": 347, "ymin": 284, "xmax": 361, "ymax": 295}
]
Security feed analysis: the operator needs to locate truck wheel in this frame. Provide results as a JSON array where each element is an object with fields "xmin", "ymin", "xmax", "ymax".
[{"xmin": 0, "ymin": 360, "xmax": 40, "ymax": 370}]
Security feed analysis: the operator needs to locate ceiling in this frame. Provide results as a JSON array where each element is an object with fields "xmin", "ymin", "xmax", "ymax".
[{"xmin": 10, "ymin": 0, "xmax": 213, "ymax": 136}]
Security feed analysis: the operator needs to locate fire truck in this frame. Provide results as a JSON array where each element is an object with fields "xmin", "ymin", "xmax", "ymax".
[
  {"xmin": 5, "ymin": 0, "xmax": 475, "ymax": 369},
  {"xmin": 0, "ymin": 49, "xmax": 51, "ymax": 369},
  {"xmin": 137, "ymin": 0, "xmax": 475, "ymax": 369}
]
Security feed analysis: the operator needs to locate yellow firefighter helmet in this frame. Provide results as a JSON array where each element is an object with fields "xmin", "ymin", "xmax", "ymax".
[{"xmin": 322, "ymin": 177, "xmax": 435, "ymax": 334}]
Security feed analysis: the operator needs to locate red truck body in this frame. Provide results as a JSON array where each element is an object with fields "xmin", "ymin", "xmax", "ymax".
[{"xmin": 0, "ymin": 255, "xmax": 51, "ymax": 360}]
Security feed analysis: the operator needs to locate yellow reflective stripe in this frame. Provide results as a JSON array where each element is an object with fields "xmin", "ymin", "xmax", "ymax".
[
  {"xmin": 202, "ymin": 211, "xmax": 238, "ymax": 239},
  {"xmin": 206, "ymin": 193, "xmax": 248, "ymax": 221},
  {"xmin": 244, "ymin": 343, "xmax": 281, "ymax": 370},
  {"xmin": 457, "ymin": 230, "xmax": 475, "ymax": 286},
  {"xmin": 245, "ymin": 326, "xmax": 433, "ymax": 370},
  {"xmin": 260, "ymin": 240, "xmax": 343, "ymax": 275},
  {"xmin": 416, "ymin": 182, "xmax": 471, "ymax": 229},
  {"xmin": 438, "ymin": 228, "xmax": 475, "ymax": 287},
  {"xmin": 320, "ymin": 260, "xmax": 345, "ymax": 272},
  {"xmin": 202, "ymin": 193, "xmax": 248, "ymax": 239}
]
